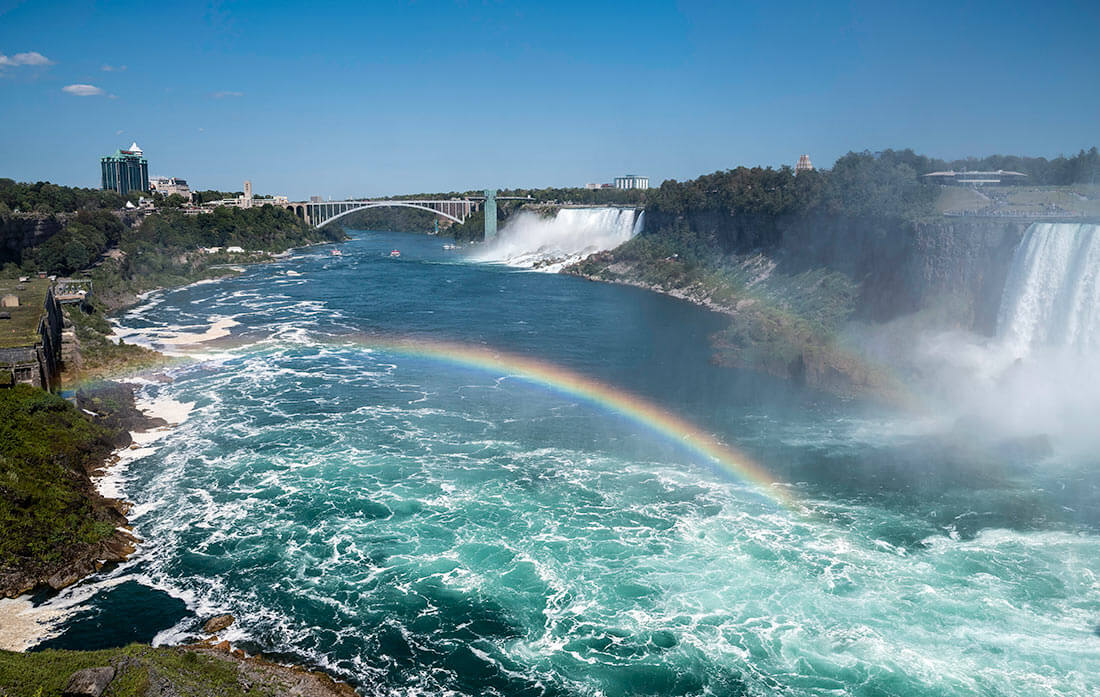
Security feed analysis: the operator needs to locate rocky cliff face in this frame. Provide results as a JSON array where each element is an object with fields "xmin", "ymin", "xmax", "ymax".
[
  {"xmin": 645, "ymin": 209, "xmax": 1031, "ymax": 334},
  {"xmin": 777, "ymin": 216, "xmax": 1028, "ymax": 332},
  {"xmin": 902, "ymin": 219, "xmax": 1028, "ymax": 334},
  {"xmin": 0, "ymin": 213, "xmax": 65, "ymax": 265}
]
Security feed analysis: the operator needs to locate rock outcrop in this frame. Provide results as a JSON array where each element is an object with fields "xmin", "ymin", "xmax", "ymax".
[
  {"xmin": 62, "ymin": 667, "xmax": 115, "ymax": 697},
  {"xmin": 202, "ymin": 614, "xmax": 235, "ymax": 634}
]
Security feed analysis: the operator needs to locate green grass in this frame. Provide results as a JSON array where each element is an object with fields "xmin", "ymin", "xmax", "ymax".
[
  {"xmin": 0, "ymin": 644, "xmax": 268, "ymax": 697},
  {"xmin": 0, "ymin": 385, "xmax": 117, "ymax": 570},
  {"xmin": 934, "ymin": 187, "xmax": 989, "ymax": 214},
  {"xmin": 934, "ymin": 184, "xmax": 1100, "ymax": 217},
  {"xmin": 0, "ymin": 279, "xmax": 51, "ymax": 350}
]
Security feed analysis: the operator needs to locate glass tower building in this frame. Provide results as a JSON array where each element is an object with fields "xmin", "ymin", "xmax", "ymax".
[{"xmin": 101, "ymin": 142, "xmax": 149, "ymax": 195}]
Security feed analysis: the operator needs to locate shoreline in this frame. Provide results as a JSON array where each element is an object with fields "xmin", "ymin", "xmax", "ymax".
[
  {"xmin": 563, "ymin": 265, "xmax": 741, "ymax": 317},
  {"xmin": 3, "ymin": 238, "xmax": 362, "ymax": 693},
  {"xmin": 0, "ymin": 377, "xmax": 187, "ymax": 652}
]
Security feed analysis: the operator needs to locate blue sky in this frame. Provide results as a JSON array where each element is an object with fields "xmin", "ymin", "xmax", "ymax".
[{"xmin": 1, "ymin": 0, "xmax": 1098, "ymax": 199}]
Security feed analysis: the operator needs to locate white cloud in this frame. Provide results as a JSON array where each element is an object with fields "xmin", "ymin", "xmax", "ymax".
[
  {"xmin": 101, "ymin": 64, "xmax": 127, "ymax": 72},
  {"xmin": 0, "ymin": 51, "xmax": 54, "ymax": 68},
  {"xmin": 211, "ymin": 90, "xmax": 243, "ymax": 98},
  {"xmin": 62, "ymin": 83, "xmax": 105, "ymax": 96}
]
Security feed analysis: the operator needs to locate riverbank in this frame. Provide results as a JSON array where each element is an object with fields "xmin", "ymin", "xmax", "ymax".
[
  {"xmin": 7, "ymin": 234, "xmax": 348, "ymax": 598},
  {"xmin": 0, "ymin": 382, "xmax": 162, "ymax": 601}
]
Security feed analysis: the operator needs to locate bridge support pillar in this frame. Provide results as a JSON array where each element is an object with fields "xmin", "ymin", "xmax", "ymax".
[{"xmin": 484, "ymin": 189, "xmax": 497, "ymax": 242}]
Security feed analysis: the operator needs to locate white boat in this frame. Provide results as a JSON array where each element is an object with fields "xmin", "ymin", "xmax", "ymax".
[
  {"xmin": 330, "ymin": 249, "xmax": 343, "ymax": 256},
  {"xmin": 390, "ymin": 249, "xmax": 401, "ymax": 258}
]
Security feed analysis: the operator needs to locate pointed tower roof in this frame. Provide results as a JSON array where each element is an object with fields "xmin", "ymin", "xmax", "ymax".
[{"xmin": 128, "ymin": 142, "xmax": 142, "ymax": 154}]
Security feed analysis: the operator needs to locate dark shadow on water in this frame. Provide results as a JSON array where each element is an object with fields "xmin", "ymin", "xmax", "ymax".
[{"xmin": 33, "ymin": 580, "xmax": 190, "ymax": 651}]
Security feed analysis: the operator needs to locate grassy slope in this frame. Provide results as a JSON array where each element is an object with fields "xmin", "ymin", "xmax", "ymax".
[
  {"xmin": 1, "ymin": 645, "xmax": 264, "ymax": 697},
  {"xmin": 0, "ymin": 386, "xmax": 118, "ymax": 573}
]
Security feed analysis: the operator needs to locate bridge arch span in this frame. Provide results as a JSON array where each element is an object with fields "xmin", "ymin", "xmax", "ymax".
[{"xmin": 314, "ymin": 201, "xmax": 465, "ymax": 228}]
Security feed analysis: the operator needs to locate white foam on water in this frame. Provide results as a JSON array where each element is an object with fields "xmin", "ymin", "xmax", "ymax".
[
  {"xmin": 0, "ymin": 597, "xmax": 76, "ymax": 651},
  {"xmin": 97, "ymin": 393, "xmax": 195, "ymax": 500},
  {"xmin": 158, "ymin": 316, "xmax": 240, "ymax": 345}
]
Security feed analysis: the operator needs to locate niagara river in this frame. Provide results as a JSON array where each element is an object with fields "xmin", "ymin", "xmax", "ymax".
[{"xmin": 33, "ymin": 228, "xmax": 1100, "ymax": 697}]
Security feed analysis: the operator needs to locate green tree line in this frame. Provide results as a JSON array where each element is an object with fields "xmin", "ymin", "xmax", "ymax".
[{"xmin": 0, "ymin": 179, "xmax": 125, "ymax": 215}]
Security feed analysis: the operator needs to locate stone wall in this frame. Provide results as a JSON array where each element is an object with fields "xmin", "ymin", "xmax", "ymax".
[{"xmin": 0, "ymin": 285, "xmax": 63, "ymax": 390}]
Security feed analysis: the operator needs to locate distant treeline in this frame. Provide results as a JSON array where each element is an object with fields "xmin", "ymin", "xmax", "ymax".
[
  {"xmin": 0, "ymin": 179, "xmax": 126, "ymax": 215},
  {"xmin": 931, "ymin": 147, "xmax": 1100, "ymax": 185},
  {"xmin": 387, "ymin": 187, "xmax": 645, "ymax": 205},
  {"xmin": 335, "ymin": 206, "xmax": 439, "ymax": 233},
  {"xmin": 646, "ymin": 150, "xmax": 941, "ymax": 229},
  {"xmin": 0, "ymin": 180, "xmax": 277, "ymax": 213},
  {"xmin": 3, "ymin": 198, "xmax": 336, "ymax": 277}
]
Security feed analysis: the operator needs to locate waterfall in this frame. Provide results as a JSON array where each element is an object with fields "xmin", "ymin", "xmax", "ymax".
[
  {"xmin": 997, "ymin": 222, "xmax": 1100, "ymax": 356},
  {"xmin": 470, "ymin": 207, "xmax": 642, "ymax": 272}
]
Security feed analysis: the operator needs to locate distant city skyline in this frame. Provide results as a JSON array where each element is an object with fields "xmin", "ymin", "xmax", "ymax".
[{"xmin": 1, "ymin": 1, "xmax": 1098, "ymax": 199}]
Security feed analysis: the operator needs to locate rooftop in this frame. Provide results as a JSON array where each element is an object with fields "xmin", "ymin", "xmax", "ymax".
[
  {"xmin": 0, "ymin": 278, "xmax": 51, "ymax": 350},
  {"xmin": 923, "ymin": 170, "xmax": 1027, "ymax": 177}
]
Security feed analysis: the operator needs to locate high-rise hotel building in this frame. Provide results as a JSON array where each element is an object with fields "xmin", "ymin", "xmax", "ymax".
[
  {"xmin": 101, "ymin": 142, "xmax": 149, "ymax": 195},
  {"xmin": 614, "ymin": 175, "xmax": 649, "ymax": 190}
]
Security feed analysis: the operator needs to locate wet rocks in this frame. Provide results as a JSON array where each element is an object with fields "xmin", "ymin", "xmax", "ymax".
[
  {"xmin": 47, "ymin": 558, "xmax": 100, "ymax": 591},
  {"xmin": 202, "ymin": 613, "xmax": 235, "ymax": 634},
  {"xmin": 62, "ymin": 666, "xmax": 115, "ymax": 696},
  {"xmin": 77, "ymin": 380, "xmax": 169, "ymax": 441}
]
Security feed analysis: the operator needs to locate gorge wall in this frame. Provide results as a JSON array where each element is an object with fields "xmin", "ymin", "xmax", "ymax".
[
  {"xmin": 0, "ymin": 213, "xmax": 66, "ymax": 266},
  {"xmin": 643, "ymin": 209, "xmax": 1034, "ymax": 334}
]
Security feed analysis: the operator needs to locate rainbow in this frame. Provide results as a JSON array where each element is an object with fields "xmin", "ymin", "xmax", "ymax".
[{"xmin": 344, "ymin": 336, "xmax": 796, "ymax": 509}]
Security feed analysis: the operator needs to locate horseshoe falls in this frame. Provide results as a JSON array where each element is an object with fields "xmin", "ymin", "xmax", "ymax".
[
  {"xmin": 998, "ymin": 222, "xmax": 1100, "ymax": 355},
  {"xmin": 471, "ymin": 207, "xmax": 642, "ymax": 271},
  {"xmin": 32, "ymin": 230, "xmax": 1100, "ymax": 697}
]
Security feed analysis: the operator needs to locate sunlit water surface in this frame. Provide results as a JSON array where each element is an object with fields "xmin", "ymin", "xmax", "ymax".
[{"xmin": 39, "ymin": 231, "xmax": 1100, "ymax": 696}]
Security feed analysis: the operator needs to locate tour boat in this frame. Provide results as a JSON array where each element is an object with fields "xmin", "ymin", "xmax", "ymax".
[
  {"xmin": 390, "ymin": 249, "xmax": 401, "ymax": 258},
  {"xmin": 330, "ymin": 249, "xmax": 343, "ymax": 256}
]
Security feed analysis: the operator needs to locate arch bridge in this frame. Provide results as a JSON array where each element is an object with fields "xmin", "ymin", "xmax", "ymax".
[
  {"xmin": 280, "ymin": 198, "xmax": 479, "ymax": 228},
  {"xmin": 273, "ymin": 190, "xmax": 531, "ymax": 240}
]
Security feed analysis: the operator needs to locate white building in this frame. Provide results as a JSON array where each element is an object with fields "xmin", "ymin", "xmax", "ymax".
[
  {"xmin": 149, "ymin": 176, "xmax": 192, "ymax": 201},
  {"xmin": 614, "ymin": 175, "xmax": 649, "ymax": 190},
  {"xmin": 795, "ymin": 154, "xmax": 814, "ymax": 174}
]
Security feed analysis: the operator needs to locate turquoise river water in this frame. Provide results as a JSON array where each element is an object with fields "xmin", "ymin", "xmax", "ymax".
[{"xmin": 36, "ymin": 230, "xmax": 1100, "ymax": 696}]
